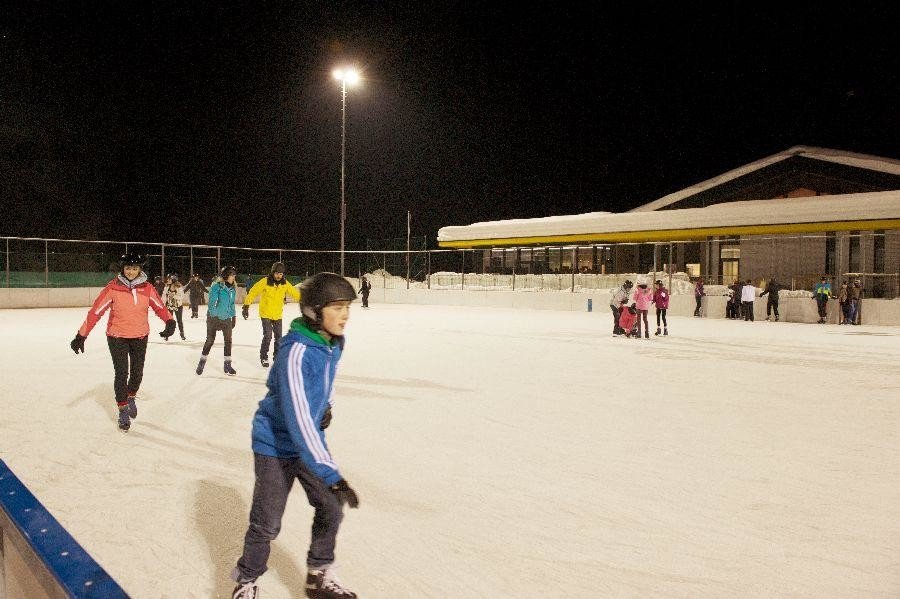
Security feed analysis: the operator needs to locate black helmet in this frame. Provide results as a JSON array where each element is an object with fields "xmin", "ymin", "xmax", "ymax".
[
  {"xmin": 220, "ymin": 265, "xmax": 237, "ymax": 278},
  {"xmin": 300, "ymin": 272, "xmax": 357, "ymax": 326},
  {"xmin": 167, "ymin": 273, "xmax": 179, "ymax": 282},
  {"xmin": 271, "ymin": 261, "xmax": 286, "ymax": 274},
  {"xmin": 118, "ymin": 253, "xmax": 146, "ymax": 270},
  {"xmin": 192, "ymin": 273, "xmax": 200, "ymax": 277},
  {"xmin": 624, "ymin": 279, "xmax": 633, "ymax": 289}
]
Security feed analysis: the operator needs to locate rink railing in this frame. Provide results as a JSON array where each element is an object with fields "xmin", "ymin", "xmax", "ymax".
[
  {"xmin": 0, "ymin": 459, "xmax": 128, "ymax": 598},
  {"xmin": 1, "ymin": 234, "xmax": 898, "ymax": 298}
]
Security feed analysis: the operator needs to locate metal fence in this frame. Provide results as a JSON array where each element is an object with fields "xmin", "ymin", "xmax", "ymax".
[{"xmin": 2, "ymin": 233, "xmax": 898, "ymax": 298}]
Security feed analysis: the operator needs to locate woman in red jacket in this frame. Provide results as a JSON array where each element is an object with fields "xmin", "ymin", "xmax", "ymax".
[{"xmin": 70, "ymin": 253, "xmax": 175, "ymax": 431}]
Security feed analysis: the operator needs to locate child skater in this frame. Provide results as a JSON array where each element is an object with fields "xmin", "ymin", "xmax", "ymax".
[
  {"xmin": 70, "ymin": 253, "xmax": 175, "ymax": 431},
  {"xmin": 196, "ymin": 266, "xmax": 238, "ymax": 376},
  {"xmin": 231, "ymin": 272, "xmax": 360, "ymax": 599},
  {"xmin": 241, "ymin": 261, "xmax": 301, "ymax": 367},
  {"xmin": 161, "ymin": 273, "xmax": 186, "ymax": 340},
  {"xmin": 618, "ymin": 303, "xmax": 639, "ymax": 338},
  {"xmin": 632, "ymin": 280, "xmax": 653, "ymax": 338},
  {"xmin": 653, "ymin": 279, "xmax": 669, "ymax": 336}
]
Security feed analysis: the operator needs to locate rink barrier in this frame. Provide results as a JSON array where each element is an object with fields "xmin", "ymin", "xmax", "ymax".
[
  {"xmin": 0, "ymin": 460, "xmax": 128, "ymax": 598},
  {"xmin": 1, "ymin": 286, "xmax": 899, "ymax": 325}
]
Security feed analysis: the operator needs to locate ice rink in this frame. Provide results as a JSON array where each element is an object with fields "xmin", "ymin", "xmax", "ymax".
[{"xmin": 2, "ymin": 302, "xmax": 899, "ymax": 598}]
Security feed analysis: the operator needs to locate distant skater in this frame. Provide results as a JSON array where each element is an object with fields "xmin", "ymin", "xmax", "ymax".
[
  {"xmin": 70, "ymin": 253, "xmax": 175, "ymax": 431},
  {"xmin": 741, "ymin": 279, "xmax": 756, "ymax": 321},
  {"xmin": 161, "ymin": 274, "xmax": 186, "ymax": 340},
  {"xmin": 609, "ymin": 280, "xmax": 633, "ymax": 335},
  {"xmin": 242, "ymin": 262, "xmax": 301, "ymax": 367},
  {"xmin": 759, "ymin": 277, "xmax": 782, "ymax": 322},
  {"xmin": 633, "ymin": 281, "xmax": 653, "ymax": 338},
  {"xmin": 693, "ymin": 278, "xmax": 706, "ymax": 317},
  {"xmin": 196, "ymin": 266, "xmax": 238, "ymax": 376},
  {"xmin": 653, "ymin": 279, "xmax": 669, "ymax": 336},
  {"xmin": 183, "ymin": 273, "xmax": 208, "ymax": 318},
  {"xmin": 359, "ymin": 275, "xmax": 371, "ymax": 308}
]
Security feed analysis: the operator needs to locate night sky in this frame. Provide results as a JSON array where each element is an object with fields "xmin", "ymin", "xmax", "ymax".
[{"xmin": 2, "ymin": 3, "xmax": 899, "ymax": 250}]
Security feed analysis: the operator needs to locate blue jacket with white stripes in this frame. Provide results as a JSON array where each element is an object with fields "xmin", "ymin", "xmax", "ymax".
[{"xmin": 250, "ymin": 318, "xmax": 344, "ymax": 485}]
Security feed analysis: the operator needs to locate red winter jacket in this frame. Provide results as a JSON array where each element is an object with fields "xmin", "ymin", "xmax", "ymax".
[
  {"xmin": 618, "ymin": 308, "xmax": 637, "ymax": 332},
  {"xmin": 79, "ymin": 275, "xmax": 171, "ymax": 339}
]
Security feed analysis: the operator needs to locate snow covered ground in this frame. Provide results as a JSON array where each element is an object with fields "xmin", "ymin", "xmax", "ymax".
[{"xmin": 2, "ymin": 304, "xmax": 899, "ymax": 598}]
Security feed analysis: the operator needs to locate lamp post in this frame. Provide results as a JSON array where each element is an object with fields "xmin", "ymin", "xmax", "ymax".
[{"xmin": 333, "ymin": 67, "xmax": 360, "ymax": 276}]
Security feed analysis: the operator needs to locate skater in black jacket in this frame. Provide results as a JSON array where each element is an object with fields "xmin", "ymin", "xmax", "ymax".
[
  {"xmin": 183, "ymin": 273, "xmax": 208, "ymax": 318},
  {"xmin": 759, "ymin": 277, "xmax": 782, "ymax": 321},
  {"xmin": 358, "ymin": 276, "xmax": 371, "ymax": 308}
]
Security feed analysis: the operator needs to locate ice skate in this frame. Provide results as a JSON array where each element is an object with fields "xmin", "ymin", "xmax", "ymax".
[
  {"xmin": 117, "ymin": 405, "xmax": 130, "ymax": 431},
  {"xmin": 224, "ymin": 361, "xmax": 237, "ymax": 376},
  {"xmin": 663, "ymin": 328, "xmax": 668, "ymax": 336},
  {"xmin": 126, "ymin": 392, "xmax": 138, "ymax": 418},
  {"xmin": 196, "ymin": 356, "xmax": 207, "ymax": 375},
  {"xmin": 232, "ymin": 580, "xmax": 259, "ymax": 599},
  {"xmin": 305, "ymin": 568, "xmax": 356, "ymax": 599},
  {"xmin": 261, "ymin": 358, "xmax": 270, "ymax": 368},
  {"xmin": 180, "ymin": 333, "xmax": 186, "ymax": 340},
  {"xmin": 654, "ymin": 327, "xmax": 661, "ymax": 336}
]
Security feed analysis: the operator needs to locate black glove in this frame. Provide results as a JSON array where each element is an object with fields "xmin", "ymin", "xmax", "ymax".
[
  {"xmin": 231, "ymin": 316, "xmax": 237, "ymax": 327},
  {"xmin": 330, "ymin": 479, "xmax": 359, "ymax": 508},
  {"xmin": 242, "ymin": 305, "xmax": 249, "ymax": 320},
  {"xmin": 70, "ymin": 333, "xmax": 86, "ymax": 354},
  {"xmin": 161, "ymin": 319, "xmax": 176, "ymax": 338},
  {"xmin": 320, "ymin": 407, "xmax": 332, "ymax": 430}
]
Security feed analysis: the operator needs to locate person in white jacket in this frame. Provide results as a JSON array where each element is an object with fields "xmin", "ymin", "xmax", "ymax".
[
  {"xmin": 161, "ymin": 274, "xmax": 187, "ymax": 340},
  {"xmin": 740, "ymin": 279, "xmax": 757, "ymax": 322}
]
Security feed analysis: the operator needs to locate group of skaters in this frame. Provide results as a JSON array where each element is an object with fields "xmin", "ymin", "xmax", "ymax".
[
  {"xmin": 609, "ymin": 278, "xmax": 670, "ymax": 338},
  {"xmin": 719, "ymin": 276, "xmax": 864, "ymax": 324},
  {"xmin": 69, "ymin": 254, "xmax": 363, "ymax": 598}
]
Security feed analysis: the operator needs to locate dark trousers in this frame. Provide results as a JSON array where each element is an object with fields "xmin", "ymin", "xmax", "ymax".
[
  {"xmin": 106, "ymin": 336, "xmax": 148, "ymax": 404},
  {"xmin": 202, "ymin": 317, "xmax": 233, "ymax": 357},
  {"xmin": 168, "ymin": 307, "xmax": 184, "ymax": 337},
  {"xmin": 190, "ymin": 302, "xmax": 200, "ymax": 318},
  {"xmin": 236, "ymin": 453, "xmax": 344, "ymax": 580},
  {"xmin": 636, "ymin": 309, "xmax": 649, "ymax": 336},
  {"xmin": 766, "ymin": 299, "xmax": 779, "ymax": 318},
  {"xmin": 742, "ymin": 300, "xmax": 754, "ymax": 321},
  {"xmin": 361, "ymin": 292, "xmax": 369, "ymax": 308},
  {"xmin": 260, "ymin": 318, "xmax": 283, "ymax": 360},
  {"xmin": 816, "ymin": 298, "xmax": 828, "ymax": 319},
  {"xmin": 656, "ymin": 308, "xmax": 667, "ymax": 328},
  {"xmin": 609, "ymin": 305, "xmax": 622, "ymax": 334},
  {"xmin": 694, "ymin": 296, "xmax": 702, "ymax": 316}
]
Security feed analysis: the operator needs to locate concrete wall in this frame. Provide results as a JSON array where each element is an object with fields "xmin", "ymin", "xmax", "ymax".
[{"xmin": 2, "ymin": 287, "xmax": 899, "ymax": 326}]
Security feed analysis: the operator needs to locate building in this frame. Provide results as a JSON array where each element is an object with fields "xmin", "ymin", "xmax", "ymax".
[{"xmin": 437, "ymin": 146, "xmax": 900, "ymax": 296}]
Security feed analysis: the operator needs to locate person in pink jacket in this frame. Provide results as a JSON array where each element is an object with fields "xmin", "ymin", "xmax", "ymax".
[
  {"xmin": 632, "ymin": 281, "xmax": 654, "ymax": 338},
  {"xmin": 652, "ymin": 279, "xmax": 670, "ymax": 336},
  {"xmin": 70, "ymin": 253, "xmax": 175, "ymax": 431}
]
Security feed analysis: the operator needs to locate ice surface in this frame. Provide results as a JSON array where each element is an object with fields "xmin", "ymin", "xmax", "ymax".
[{"xmin": 1, "ymin": 304, "xmax": 899, "ymax": 597}]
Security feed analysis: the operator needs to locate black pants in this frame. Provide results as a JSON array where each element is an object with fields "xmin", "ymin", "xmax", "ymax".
[
  {"xmin": 694, "ymin": 296, "xmax": 702, "ymax": 316},
  {"xmin": 742, "ymin": 300, "xmax": 754, "ymax": 321},
  {"xmin": 168, "ymin": 307, "xmax": 184, "ymax": 337},
  {"xmin": 609, "ymin": 305, "xmax": 622, "ymax": 334},
  {"xmin": 236, "ymin": 453, "xmax": 344, "ymax": 580},
  {"xmin": 816, "ymin": 298, "xmax": 828, "ymax": 319},
  {"xmin": 766, "ymin": 299, "xmax": 779, "ymax": 318},
  {"xmin": 202, "ymin": 317, "xmax": 233, "ymax": 357},
  {"xmin": 636, "ymin": 309, "xmax": 649, "ymax": 336},
  {"xmin": 656, "ymin": 308, "xmax": 667, "ymax": 328},
  {"xmin": 361, "ymin": 292, "xmax": 369, "ymax": 308},
  {"xmin": 260, "ymin": 318, "xmax": 283, "ymax": 360},
  {"xmin": 190, "ymin": 302, "xmax": 200, "ymax": 318},
  {"xmin": 107, "ymin": 336, "xmax": 148, "ymax": 404}
]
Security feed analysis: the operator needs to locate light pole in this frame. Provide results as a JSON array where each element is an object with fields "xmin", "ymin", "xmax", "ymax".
[{"xmin": 333, "ymin": 67, "xmax": 360, "ymax": 276}]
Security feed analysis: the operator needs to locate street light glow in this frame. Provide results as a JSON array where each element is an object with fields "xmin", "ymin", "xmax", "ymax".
[{"xmin": 333, "ymin": 68, "xmax": 360, "ymax": 85}]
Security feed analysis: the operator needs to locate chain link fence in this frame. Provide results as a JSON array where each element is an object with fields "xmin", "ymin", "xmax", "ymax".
[{"xmin": 2, "ymin": 232, "xmax": 898, "ymax": 298}]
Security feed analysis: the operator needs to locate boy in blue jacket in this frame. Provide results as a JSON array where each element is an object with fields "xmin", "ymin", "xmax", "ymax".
[{"xmin": 232, "ymin": 272, "xmax": 360, "ymax": 599}]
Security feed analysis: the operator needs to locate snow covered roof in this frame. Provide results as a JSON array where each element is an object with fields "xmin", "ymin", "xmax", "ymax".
[
  {"xmin": 630, "ymin": 145, "xmax": 900, "ymax": 212},
  {"xmin": 437, "ymin": 190, "xmax": 900, "ymax": 247},
  {"xmin": 437, "ymin": 146, "xmax": 900, "ymax": 247}
]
